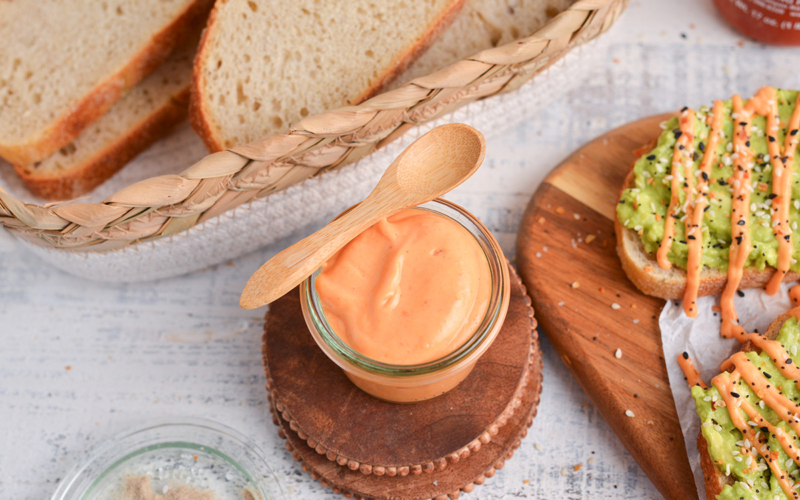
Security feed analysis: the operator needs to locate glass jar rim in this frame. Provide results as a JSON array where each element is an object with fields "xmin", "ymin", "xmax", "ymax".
[{"xmin": 301, "ymin": 198, "xmax": 508, "ymax": 377}]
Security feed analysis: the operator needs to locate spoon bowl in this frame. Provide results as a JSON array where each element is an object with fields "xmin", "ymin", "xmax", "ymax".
[{"xmin": 240, "ymin": 123, "xmax": 486, "ymax": 309}]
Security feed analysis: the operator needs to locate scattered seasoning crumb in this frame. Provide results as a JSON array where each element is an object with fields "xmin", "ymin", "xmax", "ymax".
[
  {"xmin": 615, "ymin": 349, "xmax": 622, "ymax": 359},
  {"xmin": 558, "ymin": 301, "xmax": 565, "ymax": 306},
  {"xmin": 613, "ymin": 57, "xmax": 620, "ymax": 64},
  {"xmin": 611, "ymin": 303, "xmax": 621, "ymax": 310},
  {"xmin": 538, "ymin": 217, "xmax": 546, "ymax": 224},
  {"xmin": 598, "ymin": 286, "xmax": 605, "ymax": 293},
  {"xmin": 585, "ymin": 234, "xmax": 596, "ymax": 244},
  {"xmin": 535, "ymin": 252, "xmax": 542, "ymax": 258},
  {"xmin": 542, "ymin": 246, "xmax": 548, "ymax": 252},
  {"xmin": 573, "ymin": 213, "xmax": 580, "ymax": 220},
  {"xmin": 65, "ymin": 365, "xmax": 72, "ymax": 371},
  {"xmin": 523, "ymin": 479, "xmax": 530, "ymax": 485},
  {"xmin": 647, "ymin": 420, "xmax": 654, "ymax": 425},
  {"xmin": 633, "ymin": 319, "xmax": 640, "ymax": 324},
  {"xmin": 571, "ymin": 281, "xmax": 580, "ymax": 289},
  {"xmin": 630, "ymin": 304, "xmax": 637, "ymax": 309},
  {"xmin": 534, "ymin": 443, "xmax": 543, "ymax": 451},
  {"xmin": 588, "ymin": 457, "xmax": 596, "ymax": 465},
  {"xmin": 555, "ymin": 207, "xmax": 565, "ymax": 215},
  {"xmin": 433, "ymin": 480, "xmax": 438, "ymax": 487},
  {"xmin": 574, "ymin": 463, "xmax": 582, "ymax": 472},
  {"xmin": 560, "ymin": 468, "xmax": 567, "ymax": 476},
  {"xmin": 625, "ymin": 410, "xmax": 635, "ymax": 418}
]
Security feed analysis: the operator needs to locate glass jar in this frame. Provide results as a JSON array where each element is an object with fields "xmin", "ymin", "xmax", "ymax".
[{"xmin": 300, "ymin": 198, "xmax": 510, "ymax": 403}]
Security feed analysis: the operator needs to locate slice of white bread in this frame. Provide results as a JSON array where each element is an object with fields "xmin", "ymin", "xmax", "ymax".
[
  {"xmin": 190, "ymin": 0, "xmax": 466, "ymax": 152},
  {"xmin": 13, "ymin": 40, "xmax": 197, "ymax": 200},
  {"xmin": 0, "ymin": 0, "xmax": 213, "ymax": 165},
  {"xmin": 696, "ymin": 308, "xmax": 798, "ymax": 500},
  {"xmin": 615, "ymin": 145, "xmax": 799, "ymax": 300},
  {"xmin": 394, "ymin": 0, "xmax": 576, "ymax": 86}
]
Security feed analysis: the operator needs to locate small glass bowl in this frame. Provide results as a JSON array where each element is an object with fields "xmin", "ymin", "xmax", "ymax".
[
  {"xmin": 300, "ymin": 198, "xmax": 510, "ymax": 403},
  {"xmin": 51, "ymin": 418, "xmax": 288, "ymax": 500}
]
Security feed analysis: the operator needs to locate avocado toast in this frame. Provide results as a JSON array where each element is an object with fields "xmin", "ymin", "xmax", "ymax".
[
  {"xmin": 688, "ymin": 308, "xmax": 800, "ymax": 499},
  {"xmin": 616, "ymin": 87, "xmax": 800, "ymax": 335}
]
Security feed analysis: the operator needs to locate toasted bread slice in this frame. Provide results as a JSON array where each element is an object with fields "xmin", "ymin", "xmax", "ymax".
[
  {"xmin": 12, "ymin": 37, "xmax": 198, "ymax": 200},
  {"xmin": 615, "ymin": 148, "xmax": 799, "ymax": 301},
  {"xmin": 695, "ymin": 308, "xmax": 799, "ymax": 500},
  {"xmin": 0, "ymin": 0, "xmax": 213, "ymax": 165}
]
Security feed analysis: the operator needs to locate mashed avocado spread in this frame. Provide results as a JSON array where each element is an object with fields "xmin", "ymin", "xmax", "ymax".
[
  {"xmin": 617, "ymin": 89, "xmax": 800, "ymax": 272},
  {"xmin": 692, "ymin": 316, "xmax": 800, "ymax": 500}
]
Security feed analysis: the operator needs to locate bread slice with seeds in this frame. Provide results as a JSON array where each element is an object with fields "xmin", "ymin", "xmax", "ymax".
[
  {"xmin": 695, "ymin": 308, "xmax": 798, "ymax": 500},
  {"xmin": 190, "ymin": 0, "xmax": 466, "ymax": 152},
  {"xmin": 615, "ymin": 161, "xmax": 799, "ymax": 300},
  {"xmin": 0, "ymin": 0, "xmax": 213, "ymax": 165}
]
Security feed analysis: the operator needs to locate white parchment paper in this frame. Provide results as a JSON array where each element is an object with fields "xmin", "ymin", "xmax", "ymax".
[{"xmin": 660, "ymin": 282, "xmax": 798, "ymax": 498}]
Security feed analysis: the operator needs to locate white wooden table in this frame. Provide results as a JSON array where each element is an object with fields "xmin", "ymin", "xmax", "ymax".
[{"xmin": 4, "ymin": 1, "xmax": 798, "ymax": 498}]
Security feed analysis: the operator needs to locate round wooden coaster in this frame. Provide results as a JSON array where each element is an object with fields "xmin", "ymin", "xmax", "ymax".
[
  {"xmin": 262, "ymin": 264, "xmax": 540, "ymax": 476},
  {"xmin": 270, "ymin": 335, "xmax": 541, "ymax": 500}
]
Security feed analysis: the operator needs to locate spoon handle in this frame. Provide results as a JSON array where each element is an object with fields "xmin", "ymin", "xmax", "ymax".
[{"xmin": 240, "ymin": 200, "xmax": 387, "ymax": 309}]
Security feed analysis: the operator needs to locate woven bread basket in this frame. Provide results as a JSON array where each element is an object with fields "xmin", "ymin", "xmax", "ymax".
[{"xmin": 0, "ymin": 0, "xmax": 627, "ymax": 281}]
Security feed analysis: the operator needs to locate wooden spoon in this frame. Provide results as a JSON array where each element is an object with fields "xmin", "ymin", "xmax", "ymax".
[{"xmin": 239, "ymin": 123, "xmax": 486, "ymax": 309}]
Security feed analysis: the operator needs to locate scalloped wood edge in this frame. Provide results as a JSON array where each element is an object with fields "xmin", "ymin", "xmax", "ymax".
[
  {"xmin": 270, "ymin": 398, "xmax": 537, "ymax": 500},
  {"xmin": 264, "ymin": 265, "xmax": 538, "ymax": 476},
  {"xmin": 0, "ymin": 0, "xmax": 628, "ymax": 252}
]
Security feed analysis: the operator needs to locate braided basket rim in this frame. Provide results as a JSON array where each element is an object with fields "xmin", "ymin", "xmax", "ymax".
[{"xmin": 0, "ymin": 0, "xmax": 628, "ymax": 252}]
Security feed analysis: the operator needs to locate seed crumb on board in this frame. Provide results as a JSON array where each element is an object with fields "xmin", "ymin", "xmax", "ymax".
[
  {"xmin": 534, "ymin": 443, "xmax": 543, "ymax": 451},
  {"xmin": 523, "ymin": 479, "xmax": 530, "ymax": 484},
  {"xmin": 588, "ymin": 457, "xmax": 596, "ymax": 465},
  {"xmin": 560, "ymin": 468, "xmax": 567, "ymax": 476},
  {"xmin": 615, "ymin": 349, "xmax": 622, "ymax": 359},
  {"xmin": 571, "ymin": 281, "xmax": 580, "ymax": 289},
  {"xmin": 556, "ymin": 207, "xmax": 565, "ymax": 214},
  {"xmin": 625, "ymin": 410, "xmax": 635, "ymax": 418},
  {"xmin": 574, "ymin": 463, "xmax": 582, "ymax": 472},
  {"xmin": 585, "ymin": 234, "xmax": 596, "ymax": 244},
  {"xmin": 538, "ymin": 217, "xmax": 546, "ymax": 224},
  {"xmin": 611, "ymin": 303, "xmax": 621, "ymax": 310},
  {"xmin": 573, "ymin": 213, "xmax": 581, "ymax": 220}
]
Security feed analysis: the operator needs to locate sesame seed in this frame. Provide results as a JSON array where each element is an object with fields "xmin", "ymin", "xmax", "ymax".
[
  {"xmin": 571, "ymin": 281, "xmax": 580, "ymax": 289},
  {"xmin": 560, "ymin": 468, "xmax": 567, "ymax": 476},
  {"xmin": 615, "ymin": 349, "xmax": 622, "ymax": 359},
  {"xmin": 625, "ymin": 410, "xmax": 635, "ymax": 418},
  {"xmin": 534, "ymin": 442, "xmax": 543, "ymax": 451},
  {"xmin": 611, "ymin": 303, "xmax": 621, "ymax": 310},
  {"xmin": 573, "ymin": 213, "xmax": 581, "ymax": 220}
]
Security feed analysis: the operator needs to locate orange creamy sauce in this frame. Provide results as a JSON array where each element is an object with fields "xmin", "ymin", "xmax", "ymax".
[
  {"xmin": 679, "ymin": 310, "xmax": 800, "ymax": 498},
  {"xmin": 658, "ymin": 87, "xmax": 800, "ymax": 326},
  {"xmin": 314, "ymin": 208, "xmax": 491, "ymax": 365}
]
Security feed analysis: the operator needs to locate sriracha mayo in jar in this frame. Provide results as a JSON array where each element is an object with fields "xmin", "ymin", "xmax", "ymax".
[{"xmin": 713, "ymin": 0, "xmax": 800, "ymax": 45}]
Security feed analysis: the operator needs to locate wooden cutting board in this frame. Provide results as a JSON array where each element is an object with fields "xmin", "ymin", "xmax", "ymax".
[{"xmin": 516, "ymin": 113, "xmax": 698, "ymax": 500}]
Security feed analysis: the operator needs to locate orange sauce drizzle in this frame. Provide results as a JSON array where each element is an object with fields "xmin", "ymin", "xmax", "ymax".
[
  {"xmin": 657, "ymin": 110, "xmax": 696, "ymax": 270},
  {"xmin": 766, "ymin": 89, "xmax": 800, "ymax": 294},
  {"xmin": 677, "ymin": 352, "xmax": 708, "ymax": 388},
  {"xmin": 712, "ymin": 369, "xmax": 800, "ymax": 498},
  {"xmin": 684, "ymin": 101, "xmax": 725, "ymax": 317},
  {"xmin": 791, "ymin": 284, "xmax": 800, "ymax": 306},
  {"xmin": 720, "ymin": 93, "xmax": 755, "ymax": 339}
]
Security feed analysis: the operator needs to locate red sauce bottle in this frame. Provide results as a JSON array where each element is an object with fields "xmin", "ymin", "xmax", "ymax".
[{"xmin": 713, "ymin": 0, "xmax": 800, "ymax": 46}]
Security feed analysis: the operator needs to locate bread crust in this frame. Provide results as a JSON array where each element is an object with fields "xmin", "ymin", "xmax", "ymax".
[
  {"xmin": 614, "ymin": 140, "xmax": 799, "ymax": 300},
  {"xmin": 189, "ymin": 0, "xmax": 467, "ymax": 153},
  {"xmin": 0, "ymin": 0, "xmax": 213, "ymax": 166},
  {"xmin": 13, "ymin": 89, "xmax": 190, "ymax": 200},
  {"xmin": 694, "ymin": 308, "xmax": 799, "ymax": 499}
]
